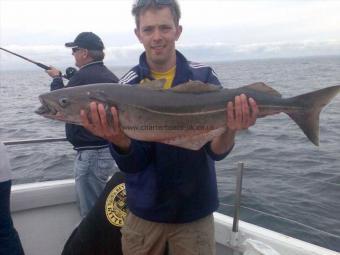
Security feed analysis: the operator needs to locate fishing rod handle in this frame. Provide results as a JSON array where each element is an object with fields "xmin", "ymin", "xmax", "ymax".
[{"xmin": 36, "ymin": 62, "xmax": 50, "ymax": 70}]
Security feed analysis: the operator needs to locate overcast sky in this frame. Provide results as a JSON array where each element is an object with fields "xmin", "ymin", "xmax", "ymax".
[{"xmin": 1, "ymin": 0, "xmax": 340, "ymax": 69}]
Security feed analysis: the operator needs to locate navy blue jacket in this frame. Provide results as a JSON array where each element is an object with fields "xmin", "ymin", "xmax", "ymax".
[
  {"xmin": 111, "ymin": 51, "xmax": 232, "ymax": 223},
  {"xmin": 51, "ymin": 61, "xmax": 119, "ymax": 150}
]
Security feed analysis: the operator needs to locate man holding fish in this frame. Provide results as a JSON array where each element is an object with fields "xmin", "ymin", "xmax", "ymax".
[{"xmin": 80, "ymin": 0, "xmax": 258, "ymax": 254}]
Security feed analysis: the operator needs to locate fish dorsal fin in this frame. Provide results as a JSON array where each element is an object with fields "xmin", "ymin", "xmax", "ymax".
[
  {"xmin": 169, "ymin": 80, "xmax": 221, "ymax": 93},
  {"xmin": 140, "ymin": 79, "xmax": 166, "ymax": 90},
  {"xmin": 242, "ymin": 82, "xmax": 282, "ymax": 97}
]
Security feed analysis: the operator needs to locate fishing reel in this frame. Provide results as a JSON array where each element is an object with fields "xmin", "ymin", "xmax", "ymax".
[{"xmin": 62, "ymin": 67, "xmax": 77, "ymax": 80}]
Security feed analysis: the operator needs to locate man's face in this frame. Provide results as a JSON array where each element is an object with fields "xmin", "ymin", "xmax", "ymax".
[
  {"xmin": 135, "ymin": 6, "xmax": 182, "ymax": 70},
  {"xmin": 72, "ymin": 48, "xmax": 88, "ymax": 68}
]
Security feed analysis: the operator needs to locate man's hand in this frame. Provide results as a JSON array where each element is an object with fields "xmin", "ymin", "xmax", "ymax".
[
  {"xmin": 81, "ymin": 102, "xmax": 131, "ymax": 152},
  {"xmin": 46, "ymin": 66, "xmax": 61, "ymax": 78},
  {"xmin": 227, "ymin": 94, "xmax": 258, "ymax": 131},
  {"xmin": 210, "ymin": 94, "xmax": 258, "ymax": 154}
]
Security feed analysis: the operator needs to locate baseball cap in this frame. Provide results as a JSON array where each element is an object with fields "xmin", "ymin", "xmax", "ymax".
[{"xmin": 65, "ymin": 32, "xmax": 104, "ymax": 50}]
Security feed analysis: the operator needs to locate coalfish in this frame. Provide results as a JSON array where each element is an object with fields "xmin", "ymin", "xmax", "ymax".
[{"xmin": 35, "ymin": 81, "xmax": 340, "ymax": 150}]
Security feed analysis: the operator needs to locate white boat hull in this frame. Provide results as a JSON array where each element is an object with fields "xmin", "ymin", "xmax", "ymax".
[{"xmin": 11, "ymin": 180, "xmax": 339, "ymax": 255}]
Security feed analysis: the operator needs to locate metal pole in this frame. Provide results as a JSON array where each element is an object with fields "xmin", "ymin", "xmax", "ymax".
[
  {"xmin": 3, "ymin": 138, "xmax": 67, "ymax": 146},
  {"xmin": 232, "ymin": 162, "xmax": 244, "ymax": 233}
]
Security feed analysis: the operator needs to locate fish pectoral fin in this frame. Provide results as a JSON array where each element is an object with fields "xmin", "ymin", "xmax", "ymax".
[
  {"xmin": 89, "ymin": 92, "xmax": 117, "ymax": 109},
  {"xmin": 89, "ymin": 91, "xmax": 110, "ymax": 104},
  {"xmin": 162, "ymin": 127, "xmax": 226, "ymax": 150},
  {"xmin": 88, "ymin": 92, "xmax": 116, "ymax": 126},
  {"xmin": 242, "ymin": 82, "xmax": 282, "ymax": 97},
  {"xmin": 169, "ymin": 81, "xmax": 221, "ymax": 93}
]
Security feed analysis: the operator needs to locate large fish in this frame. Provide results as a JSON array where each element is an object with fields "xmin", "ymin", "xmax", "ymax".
[{"xmin": 35, "ymin": 81, "xmax": 340, "ymax": 150}]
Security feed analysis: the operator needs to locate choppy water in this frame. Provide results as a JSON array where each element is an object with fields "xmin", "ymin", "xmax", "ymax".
[{"xmin": 1, "ymin": 56, "xmax": 340, "ymax": 251}]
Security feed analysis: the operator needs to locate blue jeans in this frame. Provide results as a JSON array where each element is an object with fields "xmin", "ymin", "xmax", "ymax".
[
  {"xmin": 74, "ymin": 147, "xmax": 117, "ymax": 217},
  {"xmin": 0, "ymin": 180, "xmax": 25, "ymax": 255}
]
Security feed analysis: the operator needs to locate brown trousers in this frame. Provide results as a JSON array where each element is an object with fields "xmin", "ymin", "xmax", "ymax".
[{"xmin": 121, "ymin": 212, "xmax": 215, "ymax": 255}]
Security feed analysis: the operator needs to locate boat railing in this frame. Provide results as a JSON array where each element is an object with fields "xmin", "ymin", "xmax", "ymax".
[
  {"xmin": 3, "ymin": 138, "xmax": 340, "ymax": 245},
  {"xmin": 3, "ymin": 137, "xmax": 67, "ymax": 146},
  {"xmin": 223, "ymin": 161, "xmax": 340, "ymax": 242},
  {"xmin": 232, "ymin": 162, "xmax": 244, "ymax": 233},
  {"xmin": 221, "ymin": 202, "xmax": 340, "ymax": 240}
]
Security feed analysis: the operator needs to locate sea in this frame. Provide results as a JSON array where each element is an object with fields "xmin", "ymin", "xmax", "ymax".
[{"xmin": 1, "ymin": 55, "xmax": 340, "ymax": 252}]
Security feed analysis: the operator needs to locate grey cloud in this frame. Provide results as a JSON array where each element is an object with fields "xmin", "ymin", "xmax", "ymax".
[{"xmin": 1, "ymin": 40, "xmax": 339, "ymax": 70}]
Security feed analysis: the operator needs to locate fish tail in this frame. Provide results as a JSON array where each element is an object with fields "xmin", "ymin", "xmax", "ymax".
[{"xmin": 287, "ymin": 85, "xmax": 340, "ymax": 146}]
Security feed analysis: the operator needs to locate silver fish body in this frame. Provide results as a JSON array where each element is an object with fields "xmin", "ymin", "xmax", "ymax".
[{"xmin": 35, "ymin": 81, "xmax": 340, "ymax": 150}]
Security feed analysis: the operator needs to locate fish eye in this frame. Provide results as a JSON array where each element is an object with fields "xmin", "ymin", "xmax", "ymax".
[{"xmin": 59, "ymin": 98, "xmax": 69, "ymax": 107}]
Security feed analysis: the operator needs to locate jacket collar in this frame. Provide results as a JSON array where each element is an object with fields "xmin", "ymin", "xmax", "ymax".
[
  {"xmin": 138, "ymin": 50, "xmax": 192, "ymax": 86},
  {"xmin": 80, "ymin": 61, "xmax": 104, "ymax": 70}
]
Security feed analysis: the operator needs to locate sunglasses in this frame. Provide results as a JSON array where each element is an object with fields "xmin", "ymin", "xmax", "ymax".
[
  {"xmin": 72, "ymin": 47, "xmax": 81, "ymax": 53},
  {"xmin": 135, "ymin": 0, "xmax": 173, "ymax": 7}
]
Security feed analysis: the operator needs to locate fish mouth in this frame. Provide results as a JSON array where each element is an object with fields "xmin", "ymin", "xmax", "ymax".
[
  {"xmin": 35, "ymin": 104, "xmax": 67, "ymax": 122},
  {"xmin": 35, "ymin": 105, "xmax": 51, "ymax": 115},
  {"xmin": 35, "ymin": 97, "xmax": 58, "ymax": 117},
  {"xmin": 35, "ymin": 97, "xmax": 79, "ymax": 124}
]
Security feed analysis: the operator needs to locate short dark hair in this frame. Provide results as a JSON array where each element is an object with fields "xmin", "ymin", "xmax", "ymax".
[
  {"xmin": 88, "ymin": 50, "xmax": 105, "ymax": 61},
  {"xmin": 132, "ymin": 0, "xmax": 181, "ymax": 28}
]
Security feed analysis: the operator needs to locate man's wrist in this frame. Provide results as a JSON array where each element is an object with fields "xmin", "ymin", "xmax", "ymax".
[
  {"xmin": 210, "ymin": 128, "xmax": 236, "ymax": 155},
  {"xmin": 52, "ymin": 72, "xmax": 62, "ymax": 78},
  {"xmin": 112, "ymin": 137, "xmax": 131, "ymax": 154}
]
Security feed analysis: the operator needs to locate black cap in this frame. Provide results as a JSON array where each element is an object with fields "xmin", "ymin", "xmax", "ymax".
[{"xmin": 65, "ymin": 32, "xmax": 104, "ymax": 50}]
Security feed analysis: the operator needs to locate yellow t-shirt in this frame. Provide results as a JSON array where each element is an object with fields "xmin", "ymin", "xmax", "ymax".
[{"xmin": 151, "ymin": 66, "xmax": 176, "ymax": 90}]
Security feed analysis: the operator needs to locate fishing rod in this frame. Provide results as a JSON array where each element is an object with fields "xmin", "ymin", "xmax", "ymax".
[{"xmin": 0, "ymin": 47, "xmax": 76, "ymax": 80}]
